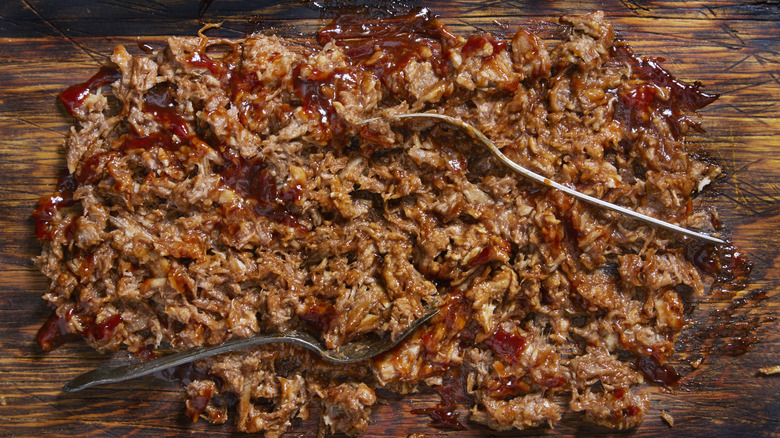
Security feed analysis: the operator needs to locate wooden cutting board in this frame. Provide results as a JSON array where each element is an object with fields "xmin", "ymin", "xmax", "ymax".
[{"xmin": 0, "ymin": 0, "xmax": 777, "ymax": 436}]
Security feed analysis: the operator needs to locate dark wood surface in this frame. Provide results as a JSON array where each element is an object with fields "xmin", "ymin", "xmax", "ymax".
[{"xmin": 0, "ymin": 1, "xmax": 777, "ymax": 436}]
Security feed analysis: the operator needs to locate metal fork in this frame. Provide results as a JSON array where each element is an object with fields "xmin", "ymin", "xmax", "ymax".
[
  {"xmin": 359, "ymin": 113, "xmax": 725, "ymax": 245},
  {"xmin": 63, "ymin": 308, "xmax": 438, "ymax": 392}
]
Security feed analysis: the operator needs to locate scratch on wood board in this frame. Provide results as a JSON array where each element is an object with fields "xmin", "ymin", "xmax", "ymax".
[{"xmin": 19, "ymin": 0, "xmax": 104, "ymax": 65}]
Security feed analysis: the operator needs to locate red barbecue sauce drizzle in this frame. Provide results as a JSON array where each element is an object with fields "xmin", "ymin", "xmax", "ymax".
[
  {"xmin": 143, "ymin": 103, "xmax": 191, "ymax": 140},
  {"xmin": 412, "ymin": 405, "xmax": 465, "ymax": 430},
  {"xmin": 228, "ymin": 68, "xmax": 273, "ymax": 128},
  {"xmin": 84, "ymin": 313, "xmax": 123, "ymax": 342},
  {"xmin": 121, "ymin": 132, "xmax": 181, "ymax": 153},
  {"xmin": 686, "ymin": 244, "xmax": 760, "ymax": 356},
  {"xmin": 137, "ymin": 40, "xmax": 155, "ymax": 54},
  {"xmin": 228, "ymin": 68, "xmax": 264, "ymax": 98},
  {"xmin": 177, "ymin": 52, "xmax": 304, "ymax": 229},
  {"xmin": 412, "ymin": 367, "xmax": 471, "ymax": 430},
  {"xmin": 59, "ymin": 67, "xmax": 121, "ymax": 116},
  {"xmin": 75, "ymin": 81, "xmax": 188, "ymax": 184},
  {"xmin": 318, "ymin": 7, "xmax": 456, "ymax": 79},
  {"xmin": 635, "ymin": 355, "xmax": 680, "ymax": 387},
  {"xmin": 461, "ymin": 34, "xmax": 507, "ymax": 60},
  {"xmin": 76, "ymin": 150, "xmax": 122, "ymax": 184},
  {"xmin": 623, "ymin": 405, "xmax": 642, "ymax": 417},
  {"xmin": 484, "ymin": 326, "xmax": 527, "ymax": 365},
  {"xmin": 36, "ymin": 309, "xmax": 123, "ymax": 351},
  {"xmin": 292, "ymin": 65, "xmax": 356, "ymax": 142},
  {"xmin": 467, "ymin": 238, "xmax": 511, "ymax": 267},
  {"xmin": 633, "ymin": 244, "xmax": 753, "ymax": 382},
  {"xmin": 187, "ymin": 51, "xmax": 222, "ymax": 76},
  {"xmin": 36, "ymin": 309, "xmax": 80, "ymax": 351},
  {"xmin": 486, "ymin": 374, "xmax": 531, "ymax": 399},
  {"xmin": 468, "ymin": 246, "xmax": 499, "ymax": 267},
  {"xmin": 298, "ymin": 300, "xmax": 338, "ymax": 334},
  {"xmin": 185, "ymin": 385, "xmax": 214, "ymax": 422},
  {"xmin": 693, "ymin": 244, "xmax": 752, "ymax": 291},
  {"xmin": 612, "ymin": 44, "xmax": 719, "ymax": 139},
  {"xmin": 141, "ymin": 81, "xmax": 192, "ymax": 140},
  {"xmin": 292, "ymin": 8, "xmax": 456, "ymax": 143},
  {"xmin": 217, "ymin": 146, "xmax": 303, "ymax": 231},
  {"xmin": 32, "ymin": 173, "xmax": 78, "ymax": 240}
]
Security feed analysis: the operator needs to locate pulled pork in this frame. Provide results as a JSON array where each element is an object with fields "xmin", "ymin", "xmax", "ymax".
[{"xmin": 35, "ymin": 9, "xmax": 723, "ymax": 435}]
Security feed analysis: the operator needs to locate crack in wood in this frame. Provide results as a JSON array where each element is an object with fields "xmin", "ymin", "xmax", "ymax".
[
  {"xmin": 98, "ymin": 0, "xmax": 170, "ymax": 16},
  {"xmin": 19, "ymin": 0, "xmax": 105, "ymax": 65}
]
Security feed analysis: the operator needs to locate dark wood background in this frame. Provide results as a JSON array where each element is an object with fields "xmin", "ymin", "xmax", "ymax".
[{"xmin": 0, "ymin": 0, "xmax": 777, "ymax": 436}]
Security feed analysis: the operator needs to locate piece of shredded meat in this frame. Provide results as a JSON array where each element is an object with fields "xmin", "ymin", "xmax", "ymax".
[{"xmin": 35, "ymin": 8, "xmax": 729, "ymax": 435}]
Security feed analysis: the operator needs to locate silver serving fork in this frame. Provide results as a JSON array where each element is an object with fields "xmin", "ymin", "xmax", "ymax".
[
  {"xmin": 64, "ymin": 308, "xmax": 438, "ymax": 392},
  {"xmin": 359, "ymin": 113, "xmax": 725, "ymax": 245}
]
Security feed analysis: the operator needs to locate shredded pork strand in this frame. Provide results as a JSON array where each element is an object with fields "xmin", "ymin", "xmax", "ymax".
[{"xmin": 35, "ymin": 9, "xmax": 723, "ymax": 435}]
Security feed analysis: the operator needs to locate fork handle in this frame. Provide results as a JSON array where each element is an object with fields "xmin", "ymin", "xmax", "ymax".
[{"xmin": 63, "ymin": 332, "xmax": 320, "ymax": 392}]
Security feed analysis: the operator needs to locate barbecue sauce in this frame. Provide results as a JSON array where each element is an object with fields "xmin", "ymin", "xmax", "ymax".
[
  {"xmin": 36, "ymin": 308, "xmax": 123, "ymax": 351},
  {"xmin": 612, "ymin": 44, "xmax": 719, "ymax": 139},
  {"xmin": 292, "ymin": 65, "xmax": 356, "ymax": 142},
  {"xmin": 693, "ymin": 244, "xmax": 752, "ymax": 291},
  {"xmin": 187, "ymin": 51, "xmax": 222, "ymax": 76},
  {"xmin": 462, "ymin": 34, "xmax": 507, "ymax": 60},
  {"xmin": 32, "ymin": 173, "xmax": 78, "ymax": 241},
  {"xmin": 412, "ymin": 366, "xmax": 470, "ymax": 430},
  {"xmin": 83, "ymin": 313, "xmax": 123, "ymax": 342},
  {"xmin": 635, "ymin": 355, "xmax": 680, "ymax": 386},
  {"xmin": 319, "ymin": 7, "xmax": 455, "ymax": 78},
  {"xmin": 484, "ymin": 326, "xmax": 527, "ymax": 365},
  {"xmin": 217, "ymin": 148, "xmax": 303, "ymax": 231},
  {"xmin": 289, "ymin": 7, "xmax": 457, "ymax": 143},
  {"xmin": 142, "ymin": 82, "xmax": 192, "ymax": 140},
  {"xmin": 36, "ymin": 310, "xmax": 80, "ymax": 351},
  {"xmin": 59, "ymin": 67, "xmax": 121, "ymax": 116}
]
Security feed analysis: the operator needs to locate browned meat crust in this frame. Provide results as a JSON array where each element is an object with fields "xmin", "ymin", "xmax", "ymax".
[{"xmin": 35, "ymin": 9, "xmax": 723, "ymax": 435}]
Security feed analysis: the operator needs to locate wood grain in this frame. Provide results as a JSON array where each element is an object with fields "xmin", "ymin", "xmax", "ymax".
[{"xmin": 0, "ymin": 1, "xmax": 777, "ymax": 436}]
